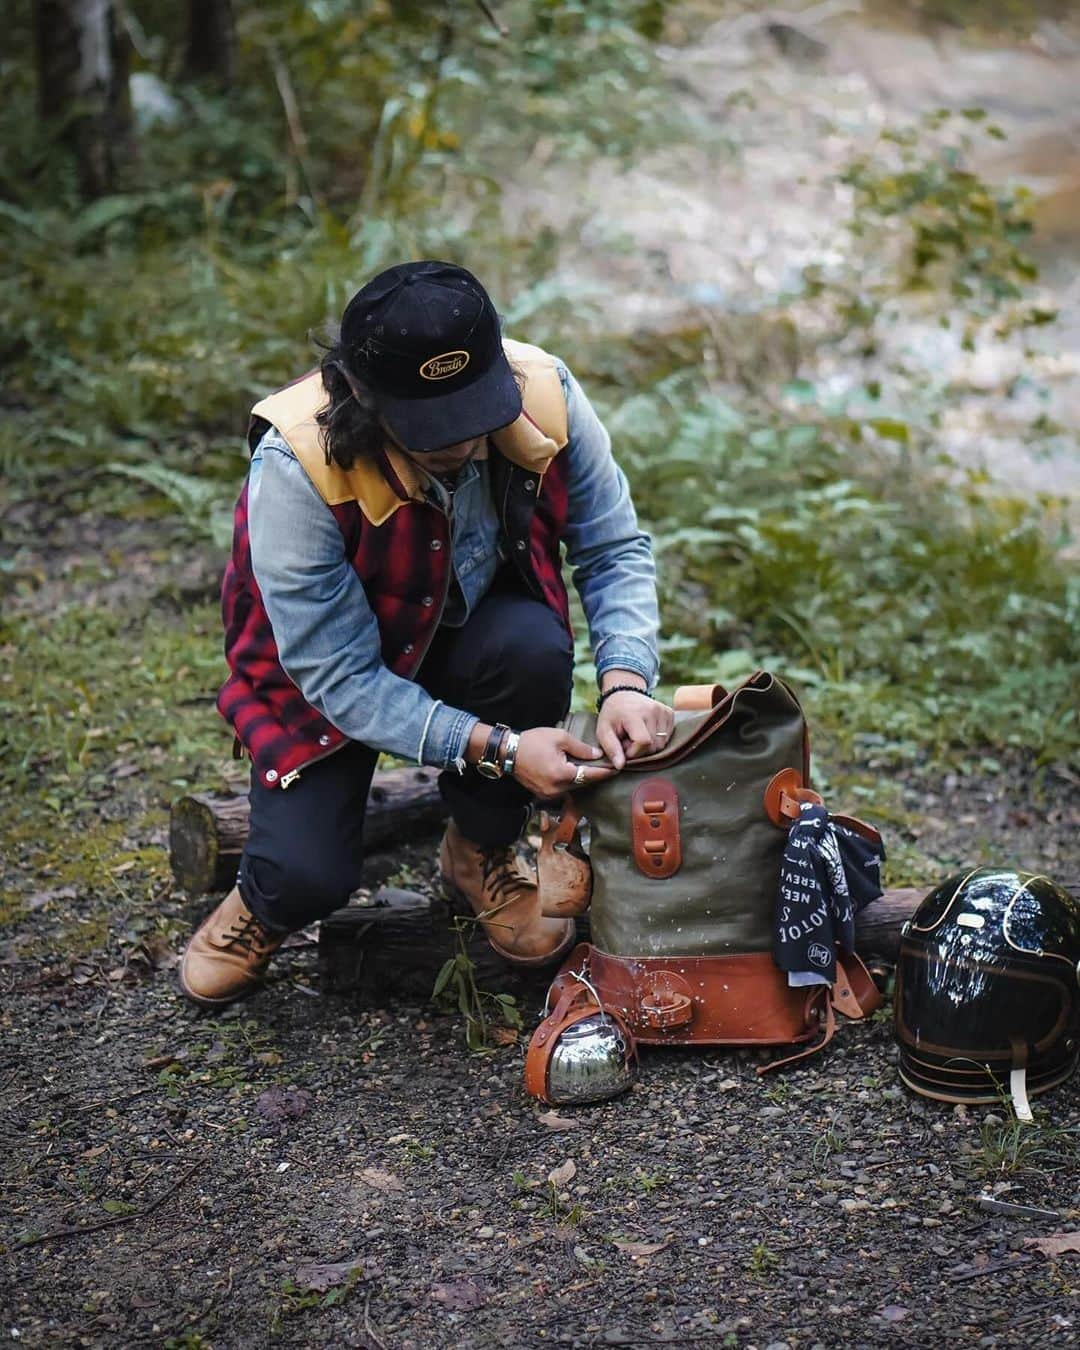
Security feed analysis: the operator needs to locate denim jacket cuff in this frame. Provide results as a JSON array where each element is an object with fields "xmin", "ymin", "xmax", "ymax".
[
  {"xmin": 418, "ymin": 700, "xmax": 479, "ymax": 770},
  {"xmin": 594, "ymin": 635, "xmax": 659, "ymax": 691}
]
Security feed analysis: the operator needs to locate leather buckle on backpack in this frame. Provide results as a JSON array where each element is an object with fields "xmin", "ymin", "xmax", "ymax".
[
  {"xmin": 636, "ymin": 970, "xmax": 694, "ymax": 1030},
  {"xmin": 631, "ymin": 779, "xmax": 682, "ymax": 878},
  {"xmin": 763, "ymin": 767, "xmax": 823, "ymax": 828}
]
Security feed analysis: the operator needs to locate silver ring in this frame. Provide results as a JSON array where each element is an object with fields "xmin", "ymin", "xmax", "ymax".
[
  {"xmin": 573, "ymin": 765, "xmax": 587, "ymax": 786},
  {"xmin": 657, "ymin": 731, "xmax": 669, "ymax": 738}
]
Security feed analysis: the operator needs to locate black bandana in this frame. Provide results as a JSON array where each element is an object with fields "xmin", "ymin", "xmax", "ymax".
[{"xmin": 772, "ymin": 804, "xmax": 885, "ymax": 985}]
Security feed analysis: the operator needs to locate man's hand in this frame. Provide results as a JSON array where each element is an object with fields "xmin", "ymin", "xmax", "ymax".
[
  {"xmin": 595, "ymin": 690, "xmax": 674, "ymax": 770},
  {"xmin": 511, "ymin": 727, "xmax": 617, "ymax": 799}
]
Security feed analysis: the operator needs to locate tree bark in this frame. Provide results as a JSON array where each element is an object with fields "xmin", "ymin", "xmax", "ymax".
[
  {"xmin": 169, "ymin": 767, "xmax": 447, "ymax": 895},
  {"xmin": 317, "ymin": 887, "xmax": 566, "ymax": 1005},
  {"xmin": 183, "ymin": 0, "xmax": 235, "ymax": 88},
  {"xmin": 35, "ymin": 0, "xmax": 134, "ymax": 198}
]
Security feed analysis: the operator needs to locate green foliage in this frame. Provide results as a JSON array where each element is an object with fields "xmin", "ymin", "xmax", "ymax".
[
  {"xmin": 972, "ymin": 1106, "xmax": 1080, "ymax": 1178},
  {"xmin": 804, "ymin": 110, "xmax": 1049, "ymax": 354},
  {"xmin": 607, "ymin": 371, "xmax": 1077, "ymax": 766},
  {"xmin": 431, "ymin": 919, "xmax": 523, "ymax": 1052}
]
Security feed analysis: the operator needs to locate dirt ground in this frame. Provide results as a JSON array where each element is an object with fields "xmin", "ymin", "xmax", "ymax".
[{"xmin": 2, "ymin": 706, "xmax": 1078, "ymax": 1347}]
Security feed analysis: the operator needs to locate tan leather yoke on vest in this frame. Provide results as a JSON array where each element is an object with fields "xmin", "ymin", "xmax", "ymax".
[{"xmin": 249, "ymin": 339, "xmax": 569, "ymax": 525}]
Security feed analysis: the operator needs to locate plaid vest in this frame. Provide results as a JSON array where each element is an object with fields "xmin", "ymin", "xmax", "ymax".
[{"xmin": 217, "ymin": 340, "xmax": 572, "ymax": 789}]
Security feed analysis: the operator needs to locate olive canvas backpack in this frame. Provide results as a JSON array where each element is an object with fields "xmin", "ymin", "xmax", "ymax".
[{"xmin": 524, "ymin": 671, "xmax": 882, "ymax": 1102}]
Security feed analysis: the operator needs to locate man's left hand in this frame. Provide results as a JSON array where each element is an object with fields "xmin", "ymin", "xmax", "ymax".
[{"xmin": 595, "ymin": 690, "xmax": 675, "ymax": 770}]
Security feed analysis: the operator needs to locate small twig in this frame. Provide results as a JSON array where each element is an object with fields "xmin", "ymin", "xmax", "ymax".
[
  {"xmin": 947, "ymin": 1254, "xmax": 1034, "ymax": 1284},
  {"xmin": 474, "ymin": 0, "xmax": 507, "ymax": 37},
  {"xmin": 72, "ymin": 1085, "xmax": 156, "ymax": 1113},
  {"xmin": 16, "ymin": 1159, "xmax": 204, "ymax": 1249},
  {"xmin": 363, "ymin": 1292, "xmax": 389, "ymax": 1350}
]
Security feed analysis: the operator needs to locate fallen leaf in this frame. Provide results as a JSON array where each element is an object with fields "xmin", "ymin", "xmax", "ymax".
[
  {"xmin": 611, "ymin": 1237, "xmax": 672, "ymax": 1260},
  {"xmin": 111, "ymin": 860, "xmax": 136, "ymax": 874},
  {"xmin": 359, "ymin": 1167, "xmax": 404, "ymax": 1193},
  {"xmin": 295, "ymin": 1260, "xmax": 364, "ymax": 1293},
  {"xmin": 716, "ymin": 1078, "xmax": 740, "ymax": 1092},
  {"xmin": 547, "ymin": 1159, "xmax": 577, "ymax": 1189},
  {"xmin": 537, "ymin": 1110, "xmax": 579, "ymax": 1131},
  {"xmin": 255, "ymin": 1087, "xmax": 312, "ymax": 1126},
  {"xmin": 430, "ymin": 1280, "xmax": 486, "ymax": 1311},
  {"xmin": 489, "ymin": 1026, "xmax": 519, "ymax": 1046},
  {"xmin": 1025, "ymin": 1232, "xmax": 1080, "ymax": 1258},
  {"xmin": 385, "ymin": 1132, "xmax": 414, "ymax": 1146},
  {"xmin": 80, "ymin": 1145, "xmax": 108, "ymax": 1160}
]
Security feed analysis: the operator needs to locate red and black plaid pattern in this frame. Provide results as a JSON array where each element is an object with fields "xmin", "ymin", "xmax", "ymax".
[{"xmin": 217, "ymin": 454, "xmax": 571, "ymax": 787}]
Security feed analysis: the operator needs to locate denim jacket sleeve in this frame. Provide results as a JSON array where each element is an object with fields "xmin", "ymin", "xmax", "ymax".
[
  {"xmin": 247, "ymin": 432, "xmax": 478, "ymax": 768},
  {"xmin": 558, "ymin": 363, "xmax": 661, "ymax": 689}
]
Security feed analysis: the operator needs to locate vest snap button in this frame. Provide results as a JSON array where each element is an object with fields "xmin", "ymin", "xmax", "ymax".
[
  {"xmin": 430, "ymin": 538, "xmax": 443, "ymax": 550},
  {"xmin": 318, "ymin": 734, "xmax": 331, "ymax": 746},
  {"xmin": 524, "ymin": 479, "xmax": 536, "ymax": 491},
  {"xmin": 403, "ymin": 643, "xmax": 415, "ymax": 654},
  {"xmin": 265, "ymin": 769, "xmax": 279, "ymax": 783},
  {"xmin": 515, "ymin": 540, "xmax": 526, "ymax": 552},
  {"xmin": 421, "ymin": 596, "xmax": 434, "ymax": 606}
]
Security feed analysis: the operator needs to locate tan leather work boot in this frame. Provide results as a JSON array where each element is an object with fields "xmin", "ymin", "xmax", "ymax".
[
  {"xmin": 439, "ymin": 821, "xmax": 576, "ymax": 967},
  {"xmin": 178, "ymin": 887, "xmax": 285, "ymax": 1008}
]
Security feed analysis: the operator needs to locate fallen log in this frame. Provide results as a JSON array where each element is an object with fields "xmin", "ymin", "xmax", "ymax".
[
  {"xmin": 169, "ymin": 766, "xmax": 446, "ymax": 895},
  {"xmin": 317, "ymin": 885, "xmax": 575, "ymax": 1005},
  {"xmin": 852, "ymin": 887, "xmax": 924, "ymax": 962},
  {"xmin": 318, "ymin": 886, "xmax": 925, "ymax": 1002}
]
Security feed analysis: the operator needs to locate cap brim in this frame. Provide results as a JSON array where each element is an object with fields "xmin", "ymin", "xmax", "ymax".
[{"xmin": 377, "ymin": 349, "xmax": 523, "ymax": 452}]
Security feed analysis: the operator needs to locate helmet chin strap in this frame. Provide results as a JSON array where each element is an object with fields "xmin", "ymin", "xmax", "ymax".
[
  {"xmin": 1009, "ymin": 1068, "xmax": 1033, "ymax": 1123},
  {"xmin": 1009, "ymin": 1036, "xmax": 1034, "ymax": 1122}
]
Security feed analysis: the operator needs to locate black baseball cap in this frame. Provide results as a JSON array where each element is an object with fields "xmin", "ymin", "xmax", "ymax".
[{"xmin": 339, "ymin": 261, "xmax": 522, "ymax": 452}]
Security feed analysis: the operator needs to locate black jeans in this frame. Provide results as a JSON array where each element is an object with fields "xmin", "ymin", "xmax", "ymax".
[{"xmin": 238, "ymin": 575, "xmax": 574, "ymax": 932}]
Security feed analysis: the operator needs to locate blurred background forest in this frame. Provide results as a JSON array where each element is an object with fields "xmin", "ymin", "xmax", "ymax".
[{"xmin": 2, "ymin": 0, "xmax": 1078, "ymax": 907}]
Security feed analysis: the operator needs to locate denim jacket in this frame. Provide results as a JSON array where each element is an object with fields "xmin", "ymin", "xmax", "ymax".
[{"xmin": 247, "ymin": 360, "xmax": 659, "ymax": 769}]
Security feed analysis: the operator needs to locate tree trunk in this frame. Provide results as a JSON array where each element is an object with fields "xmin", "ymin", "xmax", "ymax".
[
  {"xmin": 35, "ymin": 0, "xmax": 134, "ymax": 198},
  {"xmin": 183, "ymin": 0, "xmax": 235, "ymax": 88},
  {"xmin": 169, "ymin": 767, "xmax": 447, "ymax": 895}
]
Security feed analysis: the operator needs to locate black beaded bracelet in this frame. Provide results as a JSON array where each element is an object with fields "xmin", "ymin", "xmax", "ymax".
[{"xmin": 596, "ymin": 684, "xmax": 653, "ymax": 712}]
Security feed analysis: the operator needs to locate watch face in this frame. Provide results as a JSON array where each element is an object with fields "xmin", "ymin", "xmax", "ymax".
[{"xmin": 475, "ymin": 761, "xmax": 502, "ymax": 781}]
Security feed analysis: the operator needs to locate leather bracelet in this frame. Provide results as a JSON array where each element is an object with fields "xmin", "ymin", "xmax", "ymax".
[
  {"xmin": 596, "ymin": 684, "xmax": 652, "ymax": 712},
  {"xmin": 476, "ymin": 722, "xmax": 511, "ymax": 780},
  {"xmin": 500, "ymin": 730, "xmax": 521, "ymax": 777}
]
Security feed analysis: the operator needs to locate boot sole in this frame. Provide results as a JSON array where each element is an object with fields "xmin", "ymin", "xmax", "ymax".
[
  {"xmin": 440, "ymin": 876, "xmax": 576, "ymax": 969},
  {"xmin": 177, "ymin": 955, "xmax": 260, "ymax": 1010}
]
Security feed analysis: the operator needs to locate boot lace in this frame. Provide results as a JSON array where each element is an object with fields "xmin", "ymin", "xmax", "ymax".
[
  {"xmin": 479, "ymin": 845, "xmax": 529, "ymax": 915},
  {"xmin": 216, "ymin": 912, "xmax": 274, "ymax": 958}
]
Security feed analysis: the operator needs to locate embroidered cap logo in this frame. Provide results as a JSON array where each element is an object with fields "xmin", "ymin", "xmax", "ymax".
[{"xmin": 419, "ymin": 350, "xmax": 470, "ymax": 381}]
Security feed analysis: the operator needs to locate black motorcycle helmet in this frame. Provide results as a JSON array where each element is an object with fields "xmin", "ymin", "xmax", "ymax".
[{"xmin": 894, "ymin": 868, "xmax": 1080, "ymax": 1117}]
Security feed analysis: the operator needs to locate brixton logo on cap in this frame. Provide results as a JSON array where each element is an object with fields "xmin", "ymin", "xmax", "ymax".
[{"xmin": 419, "ymin": 350, "xmax": 470, "ymax": 381}]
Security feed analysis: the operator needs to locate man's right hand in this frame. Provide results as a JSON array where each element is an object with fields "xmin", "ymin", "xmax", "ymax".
[{"xmin": 511, "ymin": 727, "xmax": 616, "ymax": 799}]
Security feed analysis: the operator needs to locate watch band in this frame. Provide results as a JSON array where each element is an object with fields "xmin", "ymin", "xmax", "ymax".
[
  {"xmin": 476, "ymin": 722, "xmax": 511, "ymax": 780},
  {"xmin": 500, "ymin": 731, "xmax": 521, "ymax": 778}
]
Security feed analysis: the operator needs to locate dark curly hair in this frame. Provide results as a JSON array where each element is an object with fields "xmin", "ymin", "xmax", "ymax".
[{"xmin": 314, "ymin": 333, "xmax": 384, "ymax": 471}]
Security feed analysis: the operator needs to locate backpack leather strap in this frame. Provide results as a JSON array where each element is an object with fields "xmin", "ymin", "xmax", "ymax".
[{"xmin": 756, "ymin": 952, "xmax": 882, "ymax": 1074}]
